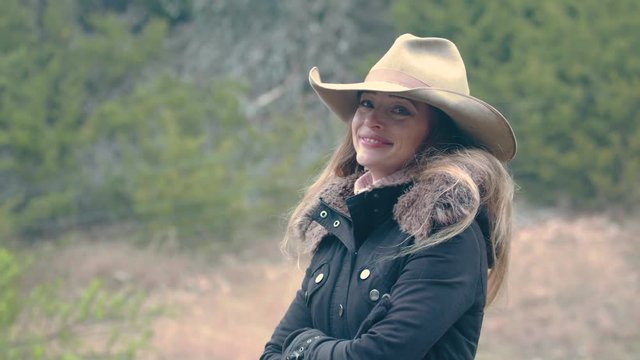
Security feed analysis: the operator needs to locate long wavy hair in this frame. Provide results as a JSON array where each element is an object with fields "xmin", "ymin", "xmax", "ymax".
[{"xmin": 283, "ymin": 108, "xmax": 515, "ymax": 306}]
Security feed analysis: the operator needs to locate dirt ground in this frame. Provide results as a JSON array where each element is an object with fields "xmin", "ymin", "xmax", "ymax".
[{"xmin": 30, "ymin": 210, "xmax": 640, "ymax": 359}]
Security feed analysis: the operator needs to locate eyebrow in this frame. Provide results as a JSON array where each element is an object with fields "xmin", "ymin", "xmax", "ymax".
[{"xmin": 361, "ymin": 91, "xmax": 419, "ymax": 108}]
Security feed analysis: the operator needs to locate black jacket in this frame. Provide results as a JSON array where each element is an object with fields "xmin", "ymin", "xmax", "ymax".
[{"xmin": 261, "ymin": 180, "xmax": 490, "ymax": 360}]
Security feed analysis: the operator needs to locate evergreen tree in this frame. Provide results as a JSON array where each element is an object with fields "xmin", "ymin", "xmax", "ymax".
[{"xmin": 0, "ymin": 0, "xmax": 166, "ymax": 236}]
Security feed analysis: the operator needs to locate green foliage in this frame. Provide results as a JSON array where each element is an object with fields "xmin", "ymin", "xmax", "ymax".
[
  {"xmin": 83, "ymin": 76, "xmax": 250, "ymax": 241},
  {"xmin": 391, "ymin": 0, "xmax": 640, "ymax": 207},
  {"xmin": 0, "ymin": 247, "xmax": 153, "ymax": 359},
  {"xmin": 0, "ymin": 0, "xmax": 167, "ymax": 237},
  {"xmin": 0, "ymin": 0, "xmax": 317, "ymax": 245},
  {"xmin": 78, "ymin": 0, "xmax": 193, "ymax": 26},
  {"xmin": 0, "ymin": 248, "xmax": 21, "ymax": 329},
  {"xmin": 83, "ymin": 75, "xmax": 316, "ymax": 246}
]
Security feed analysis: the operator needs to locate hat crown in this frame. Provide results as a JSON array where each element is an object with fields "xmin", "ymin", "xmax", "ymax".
[{"xmin": 368, "ymin": 34, "xmax": 470, "ymax": 95}]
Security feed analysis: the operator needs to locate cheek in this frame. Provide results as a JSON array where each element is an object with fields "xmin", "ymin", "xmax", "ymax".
[{"xmin": 351, "ymin": 114, "xmax": 363, "ymax": 130}]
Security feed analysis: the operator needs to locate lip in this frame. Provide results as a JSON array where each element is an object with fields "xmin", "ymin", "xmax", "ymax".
[{"xmin": 358, "ymin": 133, "xmax": 393, "ymax": 148}]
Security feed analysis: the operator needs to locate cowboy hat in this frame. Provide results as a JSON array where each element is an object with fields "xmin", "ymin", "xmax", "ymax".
[{"xmin": 308, "ymin": 33, "xmax": 517, "ymax": 162}]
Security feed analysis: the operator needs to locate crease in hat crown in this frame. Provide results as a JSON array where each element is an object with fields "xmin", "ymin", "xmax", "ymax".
[
  {"xmin": 307, "ymin": 33, "xmax": 518, "ymax": 162},
  {"xmin": 365, "ymin": 34, "xmax": 470, "ymax": 94}
]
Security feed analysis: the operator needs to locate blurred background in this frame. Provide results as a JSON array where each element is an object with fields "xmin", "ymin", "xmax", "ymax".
[{"xmin": 0, "ymin": 0, "xmax": 638, "ymax": 359}]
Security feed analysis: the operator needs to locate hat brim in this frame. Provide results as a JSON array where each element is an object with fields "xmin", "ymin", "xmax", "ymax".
[{"xmin": 309, "ymin": 67, "xmax": 517, "ymax": 162}]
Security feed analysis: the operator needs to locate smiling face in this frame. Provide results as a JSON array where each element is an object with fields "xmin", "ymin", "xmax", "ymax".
[{"xmin": 351, "ymin": 92, "xmax": 433, "ymax": 181}]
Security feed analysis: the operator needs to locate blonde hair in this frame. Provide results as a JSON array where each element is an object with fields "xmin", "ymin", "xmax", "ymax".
[
  {"xmin": 405, "ymin": 148, "xmax": 514, "ymax": 305},
  {"xmin": 283, "ymin": 110, "xmax": 514, "ymax": 306}
]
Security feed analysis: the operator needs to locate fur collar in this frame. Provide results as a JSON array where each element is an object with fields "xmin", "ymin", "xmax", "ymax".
[{"xmin": 295, "ymin": 168, "xmax": 479, "ymax": 252}]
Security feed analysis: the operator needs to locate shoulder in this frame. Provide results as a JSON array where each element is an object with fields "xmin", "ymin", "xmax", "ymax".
[
  {"xmin": 434, "ymin": 221, "xmax": 485, "ymax": 255},
  {"xmin": 404, "ymin": 221, "xmax": 486, "ymax": 279},
  {"xmin": 388, "ymin": 221, "xmax": 488, "ymax": 311}
]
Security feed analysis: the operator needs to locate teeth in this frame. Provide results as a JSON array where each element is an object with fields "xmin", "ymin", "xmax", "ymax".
[{"xmin": 362, "ymin": 137, "xmax": 384, "ymax": 145}]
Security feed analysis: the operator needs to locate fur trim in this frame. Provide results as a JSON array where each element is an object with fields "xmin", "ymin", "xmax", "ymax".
[
  {"xmin": 298, "ymin": 168, "xmax": 479, "ymax": 250},
  {"xmin": 393, "ymin": 173, "xmax": 477, "ymax": 240}
]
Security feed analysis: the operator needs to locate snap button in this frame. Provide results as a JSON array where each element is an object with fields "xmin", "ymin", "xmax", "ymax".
[
  {"xmin": 332, "ymin": 220, "xmax": 340, "ymax": 227},
  {"xmin": 314, "ymin": 273, "xmax": 324, "ymax": 283},
  {"xmin": 338, "ymin": 304, "xmax": 344, "ymax": 317},
  {"xmin": 369, "ymin": 289, "xmax": 380, "ymax": 301},
  {"xmin": 359, "ymin": 268, "xmax": 371, "ymax": 280},
  {"xmin": 319, "ymin": 210, "xmax": 328, "ymax": 218},
  {"xmin": 382, "ymin": 293, "xmax": 391, "ymax": 300}
]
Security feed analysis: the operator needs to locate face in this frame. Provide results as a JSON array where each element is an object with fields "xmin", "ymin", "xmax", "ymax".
[{"xmin": 351, "ymin": 92, "xmax": 433, "ymax": 181}]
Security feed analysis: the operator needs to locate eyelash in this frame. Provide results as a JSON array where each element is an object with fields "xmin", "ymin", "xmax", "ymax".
[
  {"xmin": 392, "ymin": 106, "xmax": 411, "ymax": 116},
  {"xmin": 359, "ymin": 99, "xmax": 413, "ymax": 116}
]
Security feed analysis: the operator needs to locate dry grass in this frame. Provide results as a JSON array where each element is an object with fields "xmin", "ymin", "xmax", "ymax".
[
  {"xmin": 25, "ymin": 212, "xmax": 639, "ymax": 359},
  {"xmin": 479, "ymin": 215, "xmax": 639, "ymax": 359}
]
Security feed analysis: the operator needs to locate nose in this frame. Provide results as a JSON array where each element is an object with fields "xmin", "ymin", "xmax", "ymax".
[{"xmin": 364, "ymin": 108, "xmax": 384, "ymax": 129}]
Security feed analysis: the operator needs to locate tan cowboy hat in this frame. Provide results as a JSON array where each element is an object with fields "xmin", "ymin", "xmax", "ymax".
[{"xmin": 309, "ymin": 33, "xmax": 517, "ymax": 162}]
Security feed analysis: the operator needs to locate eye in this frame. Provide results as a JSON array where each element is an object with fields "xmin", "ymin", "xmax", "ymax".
[
  {"xmin": 391, "ymin": 105, "xmax": 412, "ymax": 116},
  {"xmin": 359, "ymin": 99, "xmax": 374, "ymax": 109}
]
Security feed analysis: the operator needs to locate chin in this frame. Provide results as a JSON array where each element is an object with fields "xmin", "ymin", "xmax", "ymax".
[{"xmin": 356, "ymin": 156, "xmax": 380, "ymax": 170}]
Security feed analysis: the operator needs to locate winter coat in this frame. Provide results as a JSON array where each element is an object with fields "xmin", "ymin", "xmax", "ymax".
[{"xmin": 260, "ymin": 172, "xmax": 492, "ymax": 360}]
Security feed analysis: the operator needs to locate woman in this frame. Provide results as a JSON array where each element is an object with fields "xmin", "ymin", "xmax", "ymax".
[{"xmin": 261, "ymin": 34, "xmax": 517, "ymax": 360}]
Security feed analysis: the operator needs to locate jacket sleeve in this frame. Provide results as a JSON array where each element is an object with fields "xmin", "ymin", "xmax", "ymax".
[
  {"xmin": 304, "ymin": 226, "xmax": 485, "ymax": 359},
  {"xmin": 260, "ymin": 269, "xmax": 314, "ymax": 360}
]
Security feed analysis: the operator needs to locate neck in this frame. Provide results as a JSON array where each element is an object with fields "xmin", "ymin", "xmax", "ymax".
[{"xmin": 354, "ymin": 168, "xmax": 411, "ymax": 195}]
